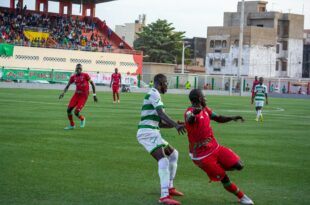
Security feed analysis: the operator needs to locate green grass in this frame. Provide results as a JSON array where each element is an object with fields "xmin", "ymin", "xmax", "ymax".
[{"xmin": 0, "ymin": 88, "xmax": 310, "ymax": 205}]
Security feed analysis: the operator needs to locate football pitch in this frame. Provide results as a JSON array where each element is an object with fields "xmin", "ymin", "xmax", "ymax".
[{"xmin": 0, "ymin": 88, "xmax": 310, "ymax": 205}]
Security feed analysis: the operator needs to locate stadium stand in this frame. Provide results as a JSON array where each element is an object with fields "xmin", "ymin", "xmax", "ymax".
[{"xmin": 0, "ymin": 7, "xmax": 133, "ymax": 53}]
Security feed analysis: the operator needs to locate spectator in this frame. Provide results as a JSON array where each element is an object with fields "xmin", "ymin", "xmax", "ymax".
[
  {"xmin": 245, "ymin": 83, "xmax": 250, "ymax": 92},
  {"xmin": 282, "ymin": 85, "xmax": 286, "ymax": 94},
  {"xmin": 185, "ymin": 81, "xmax": 191, "ymax": 89},
  {"xmin": 118, "ymin": 42, "xmax": 124, "ymax": 49}
]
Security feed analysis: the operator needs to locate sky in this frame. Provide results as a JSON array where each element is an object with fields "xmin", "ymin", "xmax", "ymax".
[{"xmin": 1, "ymin": 0, "xmax": 309, "ymax": 38}]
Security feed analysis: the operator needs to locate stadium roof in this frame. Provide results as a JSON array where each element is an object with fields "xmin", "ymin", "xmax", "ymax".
[{"xmin": 49, "ymin": 0, "xmax": 115, "ymax": 4}]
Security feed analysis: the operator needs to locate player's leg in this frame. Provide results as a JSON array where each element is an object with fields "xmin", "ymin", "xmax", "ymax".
[
  {"xmin": 116, "ymin": 85, "xmax": 120, "ymax": 103},
  {"xmin": 164, "ymin": 145, "xmax": 183, "ymax": 196},
  {"xmin": 112, "ymin": 86, "xmax": 117, "ymax": 103},
  {"xmin": 218, "ymin": 146, "xmax": 254, "ymax": 204},
  {"xmin": 65, "ymin": 94, "xmax": 78, "ymax": 130},
  {"xmin": 74, "ymin": 95, "xmax": 88, "ymax": 128},
  {"xmin": 137, "ymin": 131, "xmax": 180, "ymax": 205},
  {"xmin": 152, "ymin": 147, "xmax": 180, "ymax": 205}
]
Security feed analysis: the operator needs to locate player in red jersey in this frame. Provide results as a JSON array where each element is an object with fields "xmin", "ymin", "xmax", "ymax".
[
  {"xmin": 110, "ymin": 68, "xmax": 121, "ymax": 103},
  {"xmin": 184, "ymin": 89, "xmax": 254, "ymax": 205},
  {"xmin": 59, "ymin": 64, "xmax": 98, "ymax": 130},
  {"xmin": 251, "ymin": 76, "xmax": 259, "ymax": 97}
]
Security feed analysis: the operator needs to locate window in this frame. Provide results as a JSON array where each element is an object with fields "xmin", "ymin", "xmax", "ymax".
[
  {"xmin": 282, "ymin": 41, "xmax": 288, "ymax": 50},
  {"xmin": 234, "ymin": 40, "xmax": 239, "ymax": 46},
  {"xmin": 282, "ymin": 61, "xmax": 287, "ymax": 71},
  {"xmin": 209, "ymin": 58, "xmax": 213, "ymax": 66},
  {"xmin": 276, "ymin": 44, "xmax": 280, "ymax": 53},
  {"xmin": 233, "ymin": 58, "xmax": 238, "ymax": 66},
  {"xmin": 215, "ymin": 40, "xmax": 221, "ymax": 48},
  {"xmin": 221, "ymin": 59, "xmax": 226, "ymax": 66},
  {"xmin": 210, "ymin": 40, "xmax": 214, "ymax": 48},
  {"xmin": 259, "ymin": 6, "xmax": 266, "ymax": 12},
  {"xmin": 222, "ymin": 40, "xmax": 227, "ymax": 48},
  {"xmin": 283, "ymin": 22, "xmax": 289, "ymax": 36},
  {"xmin": 276, "ymin": 61, "xmax": 279, "ymax": 71},
  {"xmin": 257, "ymin": 24, "xmax": 264, "ymax": 27}
]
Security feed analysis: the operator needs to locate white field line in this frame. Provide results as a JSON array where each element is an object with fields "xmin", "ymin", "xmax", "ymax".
[{"xmin": 1, "ymin": 99, "xmax": 310, "ymax": 120}]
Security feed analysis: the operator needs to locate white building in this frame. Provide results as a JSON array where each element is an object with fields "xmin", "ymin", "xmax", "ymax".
[
  {"xmin": 115, "ymin": 15, "xmax": 145, "ymax": 47},
  {"xmin": 206, "ymin": 1, "xmax": 304, "ymax": 78}
]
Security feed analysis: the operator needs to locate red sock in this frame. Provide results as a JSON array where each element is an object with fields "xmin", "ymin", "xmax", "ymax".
[
  {"xmin": 223, "ymin": 181, "xmax": 244, "ymax": 199},
  {"xmin": 78, "ymin": 115, "xmax": 84, "ymax": 121},
  {"xmin": 68, "ymin": 114, "xmax": 75, "ymax": 126}
]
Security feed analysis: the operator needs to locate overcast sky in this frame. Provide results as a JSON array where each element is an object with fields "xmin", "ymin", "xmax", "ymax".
[{"xmin": 1, "ymin": 0, "xmax": 309, "ymax": 38}]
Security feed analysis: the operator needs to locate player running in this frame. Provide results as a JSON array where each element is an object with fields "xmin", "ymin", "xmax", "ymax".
[
  {"xmin": 137, "ymin": 74, "xmax": 186, "ymax": 205},
  {"xmin": 59, "ymin": 64, "xmax": 98, "ymax": 130},
  {"xmin": 251, "ymin": 77, "xmax": 268, "ymax": 122},
  {"xmin": 110, "ymin": 68, "xmax": 121, "ymax": 103},
  {"xmin": 184, "ymin": 89, "xmax": 254, "ymax": 205}
]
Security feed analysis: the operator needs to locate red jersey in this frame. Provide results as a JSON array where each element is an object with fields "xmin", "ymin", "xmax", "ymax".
[
  {"xmin": 184, "ymin": 106, "xmax": 219, "ymax": 159},
  {"xmin": 69, "ymin": 72, "xmax": 91, "ymax": 95},
  {"xmin": 252, "ymin": 80, "xmax": 259, "ymax": 92},
  {"xmin": 111, "ymin": 73, "xmax": 121, "ymax": 86}
]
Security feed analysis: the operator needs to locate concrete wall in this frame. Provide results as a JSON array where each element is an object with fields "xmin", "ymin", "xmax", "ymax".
[
  {"xmin": 0, "ymin": 46, "xmax": 142, "ymax": 74},
  {"xmin": 287, "ymin": 39, "xmax": 303, "ymax": 78},
  {"xmin": 142, "ymin": 62, "xmax": 176, "ymax": 83}
]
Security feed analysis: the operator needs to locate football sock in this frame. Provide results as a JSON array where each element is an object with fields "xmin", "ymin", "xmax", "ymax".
[
  {"xmin": 75, "ymin": 111, "xmax": 84, "ymax": 121},
  {"xmin": 158, "ymin": 158, "xmax": 170, "ymax": 198},
  {"xmin": 256, "ymin": 110, "xmax": 260, "ymax": 118},
  {"xmin": 168, "ymin": 149, "xmax": 179, "ymax": 188},
  {"xmin": 222, "ymin": 180, "xmax": 244, "ymax": 199},
  {"xmin": 78, "ymin": 115, "xmax": 84, "ymax": 121},
  {"xmin": 68, "ymin": 114, "xmax": 75, "ymax": 126}
]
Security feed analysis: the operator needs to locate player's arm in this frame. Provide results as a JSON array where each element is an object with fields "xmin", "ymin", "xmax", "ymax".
[
  {"xmin": 185, "ymin": 106, "xmax": 202, "ymax": 125},
  {"xmin": 59, "ymin": 81, "xmax": 72, "ymax": 99},
  {"xmin": 251, "ymin": 86, "xmax": 257, "ymax": 104},
  {"xmin": 109, "ymin": 76, "xmax": 113, "ymax": 88},
  {"xmin": 119, "ymin": 74, "xmax": 122, "ymax": 85},
  {"xmin": 159, "ymin": 120, "xmax": 174, "ymax": 128},
  {"xmin": 265, "ymin": 93, "xmax": 268, "ymax": 105},
  {"xmin": 156, "ymin": 108, "xmax": 186, "ymax": 134},
  {"xmin": 212, "ymin": 113, "xmax": 244, "ymax": 123},
  {"xmin": 89, "ymin": 80, "xmax": 98, "ymax": 102}
]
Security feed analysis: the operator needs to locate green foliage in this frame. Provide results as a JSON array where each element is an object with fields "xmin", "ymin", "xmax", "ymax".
[{"xmin": 134, "ymin": 19, "xmax": 186, "ymax": 64}]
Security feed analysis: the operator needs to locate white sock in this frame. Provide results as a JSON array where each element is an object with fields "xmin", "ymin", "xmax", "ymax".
[
  {"xmin": 158, "ymin": 158, "xmax": 170, "ymax": 198},
  {"xmin": 168, "ymin": 150, "xmax": 179, "ymax": 188},
  {"xmin": 256, "ymin": 110, "xmax": 260, "ymax": 118}
]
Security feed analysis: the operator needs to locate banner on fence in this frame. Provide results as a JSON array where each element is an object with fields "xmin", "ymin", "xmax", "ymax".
[{"xmin": 1, "ymin": 68, "xmax": 72, "ymax": 82}]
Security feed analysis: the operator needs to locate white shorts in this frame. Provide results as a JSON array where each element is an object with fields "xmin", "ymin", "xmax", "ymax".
[
  {"xmin": 137, "ymin": 129, "xmax": 168, "ymax": 153},
  {"xmin": 255, "ymin": 101, "xmax": 264, "ymax": 107}
]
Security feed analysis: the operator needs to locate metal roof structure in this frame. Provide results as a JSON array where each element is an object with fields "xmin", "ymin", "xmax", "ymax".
[{"xmin": 49, "ymin": 0, "xmax": 115, "ymax": 4}]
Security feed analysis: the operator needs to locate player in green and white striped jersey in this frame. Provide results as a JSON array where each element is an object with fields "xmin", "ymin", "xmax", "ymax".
[
  {"xmin": 136, "ymin": 74, "xmax": 186, "ymax": 205},
  {"xmin": 251, "ymin": 77, "xmax": 269, "ymax": 122}
]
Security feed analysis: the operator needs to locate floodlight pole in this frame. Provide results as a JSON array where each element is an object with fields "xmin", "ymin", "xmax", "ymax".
[
  {"xmin": 238, "ymin": 0, "xmax": 245, "ymax": 95},
  {"xmin": 182, "ymin": 41, "xmax": 185, "ymax": 74}
]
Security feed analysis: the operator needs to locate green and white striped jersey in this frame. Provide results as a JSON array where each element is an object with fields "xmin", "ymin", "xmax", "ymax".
[
  {"xmin": 138, "ymin": 88, "xmax": 164, "ymax": 130},
  {"xmin": 254, "ymin": 84, "xmax": 268, "ymax": 101}
]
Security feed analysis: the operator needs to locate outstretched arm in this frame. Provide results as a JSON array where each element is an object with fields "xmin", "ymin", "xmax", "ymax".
[
  {"xmin": 265, "ymin": 93, "xmax": 268, "ymax": 104},
  {"xmin": 157, "ymin": 108, "xmax": 186, "ymax": 134},
  {"xmin": 59, "ymin": 82, "xmax": 71, "ymax": 99},
  {"xmin": 213, "ymin": 115, "xmax": 244, "ymax": 123},
  {"xmin": 90, "ymin": 80, "xmax": 98, "ymax": 102}
]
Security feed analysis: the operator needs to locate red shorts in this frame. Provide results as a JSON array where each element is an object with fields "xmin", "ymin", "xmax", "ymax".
[
  {"xmin": 112, "ymin": 84, "xmax": 119, "ymax": 93},
  {"xmin": 68, "ymin": 93, "xmax": 88, "ymax": 112},
  {"xmin": 192, "ymin": 145, "xmax": 240, "ymax": 182}
]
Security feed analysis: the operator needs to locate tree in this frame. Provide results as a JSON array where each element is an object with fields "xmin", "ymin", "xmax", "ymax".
[{"xmin": 134, "ymin": 19, "xmax": 187, "ymax": 64}]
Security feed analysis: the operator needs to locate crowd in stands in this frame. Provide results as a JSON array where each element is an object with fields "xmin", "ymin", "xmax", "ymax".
[{"xmin": 0, "ymin": 8, "xmax": 121, "ymax": 52}]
